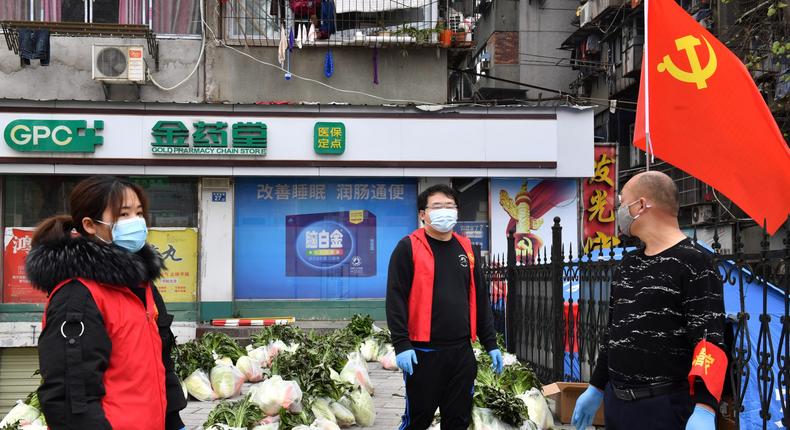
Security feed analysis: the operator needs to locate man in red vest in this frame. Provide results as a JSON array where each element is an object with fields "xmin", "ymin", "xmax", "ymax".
[{"xmin": 386, "ymin": 184, "xmax": 503, "ymax": 430}]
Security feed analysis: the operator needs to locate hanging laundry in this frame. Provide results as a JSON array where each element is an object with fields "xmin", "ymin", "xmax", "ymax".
[
  {"xmin": 308, "ymin": 23, "xmax": 317, "ymax": 43},
  {"xmin": 296, "ymin": 25, "xmax": 303, "ymax": 49},
  {"xmin": 372, "ymin": 47, "xmax": 379, "ymax": 85},
  {"xmin": 288, "ymin": 27, "xmax": 295, "ymax": 52},
  {"xmin": 18, "ymin": 28, "xmax": 50, "ymax": 66},
  {"xmin": 301, "ymin": 24, "xmax": 308, "ymax": 47},
  {"xmin": 318, "ymin": 0, "xmax": 336, "ymax": 39},
  {"xmin": 278, "ymin": 25, "xmax": 287, "ymax": 67},
  {"xmin": 324, "ymin": 50, "xmax": 334, "ymax": 78}
]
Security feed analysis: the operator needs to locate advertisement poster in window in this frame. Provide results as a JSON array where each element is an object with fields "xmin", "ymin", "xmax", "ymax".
[
  {"xmin": 490, "ymin": 179, "xmax": 579, "ymax": 262},
  {"xmin": 582, "ymin": 145, "xmax": 620, "ymax": 254},
  {"xmin": 234, "ymin": 178, "xmax": 417, "ymax": 299},
  {"xmin": 147, "ymin": 228, "xmax": 198, "ymax": 303},
  {"xmin": 3, "ymin": 227, "xmax": 46, "ymax": 303}
]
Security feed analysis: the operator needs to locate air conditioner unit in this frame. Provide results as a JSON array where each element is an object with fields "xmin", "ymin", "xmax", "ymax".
[
  {"xmin": 579, "ymin": 2, "xmax": 593, "ymax": 26},
  {"xmin": 92, "ymin": 45, "xmax": 146, "ymax": 84},
  {"xmin": 692, "ymin": 205, "xmax": 714, "ymax": 225}
]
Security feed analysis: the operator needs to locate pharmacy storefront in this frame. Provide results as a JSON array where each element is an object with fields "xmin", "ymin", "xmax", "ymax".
[{"xmin": 0, "ymin": 104, "xmax": 594, "ymax": 338}]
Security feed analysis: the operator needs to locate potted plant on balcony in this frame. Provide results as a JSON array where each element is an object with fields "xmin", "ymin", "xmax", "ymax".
[{"xmin": 437, "ymin": 19, "xmax": 452, "ymax": 47}]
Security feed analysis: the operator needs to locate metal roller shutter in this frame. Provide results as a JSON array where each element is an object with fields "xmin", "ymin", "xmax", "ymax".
[{"xmin": 0, "ymin": 347, "xmax": 40, "ymax": 415}]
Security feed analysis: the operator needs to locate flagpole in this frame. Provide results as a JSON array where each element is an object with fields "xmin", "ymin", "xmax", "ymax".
[{"xmin": 644, "ymin": 0, "xmax": 653, "ymax": 171}]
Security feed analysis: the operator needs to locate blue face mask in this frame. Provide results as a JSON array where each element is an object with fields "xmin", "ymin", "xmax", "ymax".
[
  {"xmin": 95, "ymin": 217, "xmax": 148, "ymax": 253},
  {"xmin": 428, "ymin": 208, "xmax": 458, "ymax": 233}
]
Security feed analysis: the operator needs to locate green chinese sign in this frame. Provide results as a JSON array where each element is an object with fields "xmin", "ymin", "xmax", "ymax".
[
  {"xmin": 151, "ymin": 120, "xmax": 267, "ymax": 155},
  {"xmin": 4, "ymin": 119, "xmax": 103, "ymax": 152},
  {"xmin": 314, "ymin": 122, "xmax": 345, "ymax": 155}
]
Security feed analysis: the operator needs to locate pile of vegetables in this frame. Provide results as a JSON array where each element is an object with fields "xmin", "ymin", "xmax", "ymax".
[
  {"xmin": 171, "ymin": 315, "xmax": 554, "ymax": 430},
  {"xmin": 182, "ymin": 315, "xmax": 387, "ymax": 430},
  {"xmin": 467, "ymin": 340, "xmax": 553, "ymax": 430}
]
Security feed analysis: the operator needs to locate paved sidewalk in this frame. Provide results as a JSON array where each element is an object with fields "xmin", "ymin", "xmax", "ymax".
[{"xmin": 181, "ymin": 362, "xmax": 582, "ymax": 430}]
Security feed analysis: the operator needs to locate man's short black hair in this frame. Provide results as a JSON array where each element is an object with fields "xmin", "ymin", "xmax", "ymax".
[{"xmin": 417, "ymin": 184, "xmax": 459, "ymax": 210}]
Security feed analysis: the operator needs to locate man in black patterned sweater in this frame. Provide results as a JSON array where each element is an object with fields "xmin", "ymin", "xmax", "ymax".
[{"xmin": 572, "ymin": 171, "xmax": 727, "ymax": 430}]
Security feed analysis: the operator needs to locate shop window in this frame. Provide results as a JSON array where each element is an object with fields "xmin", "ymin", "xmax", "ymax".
[
  {"xmin": 2, "ymin": 175, "xmax": 199, "ymax": 303},
  {"xmin": 0, "ymin": 0, "xmax": 202, "ymax": 35},
  {"xmin": 452, "ymin": 177, "xmax": 490, "ymax": 257}
]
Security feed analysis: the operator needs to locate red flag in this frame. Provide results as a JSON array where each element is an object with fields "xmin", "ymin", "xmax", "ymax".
[{"xmin": 634, "ymin": 0, "xmax": 790, "ymax": 234}]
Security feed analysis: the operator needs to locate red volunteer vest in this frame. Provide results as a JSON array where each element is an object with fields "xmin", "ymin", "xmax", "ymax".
[
  {"xmin": 407, "ymin": 228, "xmax": 478, "ymax": 343},
  {"xmin": 42, "ymin": 278, "xmax": 167, "ymax": 430}
]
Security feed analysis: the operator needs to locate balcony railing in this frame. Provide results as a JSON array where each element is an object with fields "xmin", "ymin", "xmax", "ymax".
[{"xmin": 222, "ymin": 0, "xmax": 470, "ymax": 47}]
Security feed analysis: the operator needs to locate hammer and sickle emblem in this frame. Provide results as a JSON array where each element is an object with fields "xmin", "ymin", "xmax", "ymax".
[{"xmin": 657, "ymin": 35, "xmax": 717, "ymax": 89}]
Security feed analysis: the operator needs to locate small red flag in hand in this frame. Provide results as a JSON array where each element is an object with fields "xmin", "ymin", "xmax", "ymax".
[
  {"xmin": 633, "ymin": 0, "xmax": 790, "ymax": 234},
  {"xmin": 688, "ymin": 340, "xmax": 728, "ymax": 401}
]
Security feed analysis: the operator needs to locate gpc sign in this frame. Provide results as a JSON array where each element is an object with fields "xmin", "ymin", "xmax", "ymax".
[{"xmin": 4, "ymin": 119, "xmax": 104, "ymax": 152}]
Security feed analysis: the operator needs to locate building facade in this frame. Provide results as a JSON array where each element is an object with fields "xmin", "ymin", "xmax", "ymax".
[{"xmin": 0, "ymin": 2, "xmax": 596, "ymax": 405}]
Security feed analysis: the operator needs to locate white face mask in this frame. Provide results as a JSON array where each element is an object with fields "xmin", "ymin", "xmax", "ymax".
[
  {"xmin": 428, "ymin": 208, "xmax": 458, "ymax": 233},
  {"xmin": 616, "ymin": 199, "xmax": 648, "ymax": 237}
]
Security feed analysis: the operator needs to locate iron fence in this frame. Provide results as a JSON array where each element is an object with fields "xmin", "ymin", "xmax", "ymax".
[
  {"xmin": 484, "ymin": 216, "xmax": 789, "ymax": 429},
  {"xmin": 221, "ymin": 0, "xmax": 472, "ymax": 47}
]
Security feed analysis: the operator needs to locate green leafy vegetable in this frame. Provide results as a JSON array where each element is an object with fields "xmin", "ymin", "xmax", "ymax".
[
  {"xmin": 201, "ymin": 332, "xmax": 247, "ymax": 362},
  {"xmin": 173, "ymin": 340, "xmax": 215, "ymax": 380},
  {"xmin": 346, "ymin": 314, "xmax": 374, "ymax": 339},
  {"xmin": 473, "ymin": 385, "xmax": 529, "ymax": 427},
  {"xmin": 203, "ymin": 394, "xmax": 264, "ymax": 429},
  {"xmin": 251, "ymin": 325, "xmax": 307, "ymax": 348}
]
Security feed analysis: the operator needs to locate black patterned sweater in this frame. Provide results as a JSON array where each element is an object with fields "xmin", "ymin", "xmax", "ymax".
[{"xmin": 590, "ymin": 238, "xmax": 726, "ymax": 409}]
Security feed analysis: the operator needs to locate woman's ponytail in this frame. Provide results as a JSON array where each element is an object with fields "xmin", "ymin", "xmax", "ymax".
[{"xmin": 31, "ymin": 215, "xmax": 75, "ymax": 246}]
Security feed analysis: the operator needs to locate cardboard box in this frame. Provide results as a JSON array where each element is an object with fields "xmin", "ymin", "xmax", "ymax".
[{"xmin": 542, "ymin": 382, "xmax": 605, "ymax": 426}]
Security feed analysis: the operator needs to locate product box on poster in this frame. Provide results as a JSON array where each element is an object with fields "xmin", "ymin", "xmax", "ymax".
[
  {"xmin": 285, "ymin": 210, "xmax": 376, "ymax": 277},
  {"xmin": 542, "ymin": 382, "xmax": 605, "ymax": 426}
]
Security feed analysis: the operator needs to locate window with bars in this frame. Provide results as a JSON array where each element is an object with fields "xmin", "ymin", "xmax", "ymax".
[
  {"xmin": 0, "ymin": 0, "xmax": 202, "ymax": 35},
  {"xmin": 222, "ymin": 0, "xmax": 444, "ymax": 47}
]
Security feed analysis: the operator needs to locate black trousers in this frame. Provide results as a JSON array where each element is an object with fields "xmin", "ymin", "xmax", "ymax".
[
  {"xmin": 603, "ymin": 383, "xmax": 696, "ymax": 430},
  {"xmin": 399, "ymin": 343, "xmax": 478, "ymax": 430}
]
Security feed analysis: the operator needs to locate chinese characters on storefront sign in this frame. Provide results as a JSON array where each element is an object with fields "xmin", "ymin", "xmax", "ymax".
[
  {"xmin": 256, "ymin": 183, "xmax": 405, "ymax": 201},
  {"xmin": 582, "ymin": 145, "xmax": 621, "ymax": 254},
  {"xmin": 151, "ymin": 120, "xmax": 267, "ymax": 155},
  {"xmin": 314, "ymin": 122, "xmax": 346, "ymax": 154}
]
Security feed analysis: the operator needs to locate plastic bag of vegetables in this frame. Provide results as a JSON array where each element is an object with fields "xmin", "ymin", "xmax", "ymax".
[
  {"xmin": 249, "ymin": 375, "xmax": 304, "ymax": 416},
  {"xmin": 252, "ymin": 423, "xmax": 280, "ymax": 430},
  {"xmin": 237, "ymin": 355, "xmax": 265, "ymax": 382},
  {"xmin": 339, "ymin": 356, "xmax": 374, "ymax": 395},
  {"xmin": 184, "ymin": 369, "xmax": 217, "ymax": 401},
  {"xmin": 310, "ymin": 397, "xmax": 336, "ymax": 423},
  {"xmin": 516, "ymin": 388, "xmax": 554, "ymax": 430},
  {"xmin": 0, "ymin": 400, "xmax": 40, "ymax": 427},
  {"xmin": 341, "ymin": 389, "xmax": 375, "ymax": 427},
  {"xmin": 211, "ymin": 364, "xmax": 246, "ymax": 399},
  {"xmin": 310, "ymin": 418, "xmax": 340, "ymax": 430},
  {"xmin": 359, "ymin": 339, "xmax": 380, "ymax": 362},
  {"xmin": 376, "ymin": 345, "xmax": 398, "ymax": 371},
  {"xmin": 247, "ymin": 345, "xmax": 272, "ymax": 368},
  {"xmin": 502, "ymin": 353, "xmax": 519, "ymax": 367},
  {"xmin": 329, "ymin": 402, "xmax": 355, "ymax": 428}
]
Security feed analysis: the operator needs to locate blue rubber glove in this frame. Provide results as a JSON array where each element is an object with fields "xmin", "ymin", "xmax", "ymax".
[
  {"xmin": 571, "ymin": 385, "xmax": 603, "ymax": 430},
  {"xmin": 685, "ymin": 405, "xmax": 716, "ymax": 430},
  {"xmin": 489, "ymin": 349, "xmax": 504, "ymax": 374},
  {"xmin": 396, "ymin": 349, "xmax": 418, "ymax": 375}
]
